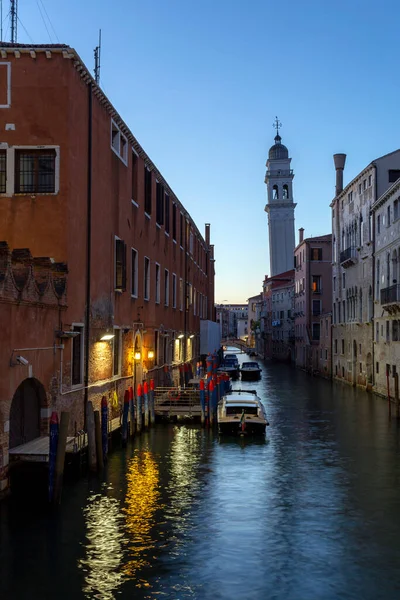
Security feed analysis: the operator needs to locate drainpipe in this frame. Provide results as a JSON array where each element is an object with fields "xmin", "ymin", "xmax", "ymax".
[{"xmin": 84, "ymin": 83, "xmax": 93, "ymax": 425}]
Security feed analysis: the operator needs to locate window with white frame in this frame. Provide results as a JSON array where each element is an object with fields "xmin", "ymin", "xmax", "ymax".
[
  {"xmin": 110, "ymin": 119, "xmax": 128, "ymax": 164},
  {"xmin": 164, "ymin": 269, "xmax": 169, "ymax": 306},
  {"xmin": 113, "ymin": 327, "xmax": 121, "ymax": 376},
  {"xmin": 155, "ymin": 263, "xmax": 161, "ymax": 304},
  {"xmin": 115, "ymin": 237, "xmax": 127, "ymax": 292},
  {"xmin": 131, "ymin": 248, "xmax": 138, "ymax": 297},
  {"xmin": 172, "ymin": 273, "xmax": 177, "ymax": 308},
  {"xmin": 179, "ymin": 278, "xmax": 183, "ymax": 311},
  {"xmin": 15, "ymin": 148, "xmax": 57, "ymax": 193},
  {"xmin": 144, "ymin": 257, "xmax": 150, "ymax": 300},
  {"xmin": 71, "ymin": 324, "xmax": 84, "ymax": 386}
]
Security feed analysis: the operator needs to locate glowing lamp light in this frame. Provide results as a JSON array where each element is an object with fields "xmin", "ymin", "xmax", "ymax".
[
  {"xmin": 178, "ymin": 334, "xmax": 184, "ymax": 339},
  {"xmin": 134, "ymin": 351, "xmax": 141, "ymax": 360},
  {"xmin": 100, "ymin": 334, "xmax": 115, "ymax": 341},
  {"xmin": 147, "ymin": 350, "xmax": 155, "ymax": 360},
  {"xmin": 189, "ymin": 334, "xmax": 195, "ymax": 339}
]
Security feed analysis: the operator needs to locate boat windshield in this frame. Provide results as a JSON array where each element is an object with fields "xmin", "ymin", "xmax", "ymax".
[
  {"xmin": 242, "ymin": 362, "xmax": 259, "ymax": 368},
  {"xmin": 226, "ymin": 406, "xmax": 258, "ymax": 415},
  {"xmin": 224, "ymin": 359, "xmax": 237, "ymax": 367}
]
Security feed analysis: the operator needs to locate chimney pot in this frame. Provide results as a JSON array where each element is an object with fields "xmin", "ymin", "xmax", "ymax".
[
  {"xmin": 299, "ymin": 227, "xmax": 304, "ymax": 243},
  {"xmin": 333, "ymin": 153, "xmax": 346, "ymax": 196}
]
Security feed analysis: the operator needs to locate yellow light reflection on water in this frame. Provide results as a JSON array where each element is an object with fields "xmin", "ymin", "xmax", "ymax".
[
  {"xmin": 79, "ymin": 491, "xmax": 125, "ymax": 599},
  {"xmin": 123, "ymin": 449, "xmax": 161, "ymax": 584}
]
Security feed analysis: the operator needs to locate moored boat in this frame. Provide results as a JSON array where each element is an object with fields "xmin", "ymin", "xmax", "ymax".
[
  {"xmin": 218, "ymin": 390, "xmax": 269, "ymax": 435},
  {"xmin": 240, "ymin": 361, "xmax": 262, "ymax": 381},
  {"xmin": 217, "ymin": 358, "xmax": 240, "ymax": 380}
]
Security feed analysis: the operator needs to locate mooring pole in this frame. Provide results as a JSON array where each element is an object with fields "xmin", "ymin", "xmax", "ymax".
[{"xmin": 53, "ymin": 411, "xmax": 70, "ymax": 503}]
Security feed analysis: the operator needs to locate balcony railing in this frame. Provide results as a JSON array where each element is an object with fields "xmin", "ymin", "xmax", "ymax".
[
  {"xmin": 265, "ymin": 169, "xmax": 293, "ymax": 178},
  {"xmin": 381, "ymin": 284, "xmax": 400, "ymax": 307},
  {"xmin": 340, "ymin": 246, "xmax": 358, "ymax": 268}
]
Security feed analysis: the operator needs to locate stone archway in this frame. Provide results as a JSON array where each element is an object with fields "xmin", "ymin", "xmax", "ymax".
[{"xmin": 9, "ymin": 378, "xmax": 45, "ymax": 448}]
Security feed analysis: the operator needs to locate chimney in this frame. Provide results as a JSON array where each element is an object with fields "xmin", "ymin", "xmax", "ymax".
[
  {"xmin": 333, "ymin": 153, "xmax": 346, "ymax": 196},
  {"xmin": 299, "ymin": 227, "xmax": 304, "ymax": 243},
  {"xmin": 205, "ymin": 223, "xmax": 210, "ymax": 246}
]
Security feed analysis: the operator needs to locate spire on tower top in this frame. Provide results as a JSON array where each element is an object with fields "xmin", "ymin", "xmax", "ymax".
[{"xmin": 273, "ymin": 116, "xmax": 282, "ymax": 142}]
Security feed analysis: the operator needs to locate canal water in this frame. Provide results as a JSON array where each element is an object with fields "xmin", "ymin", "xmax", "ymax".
[{"xmin": 2, "ymin": 352, "xmax": 400, "ymax": 599}]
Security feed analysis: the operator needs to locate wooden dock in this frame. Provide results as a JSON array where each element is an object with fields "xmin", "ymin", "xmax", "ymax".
[
  {"xmin": 154, "ymin": 387, "xmax": 202, "ymax": 418},
  {"xmin": 9, "ymin": 416, "xmax": 122, "ymax": 463}
]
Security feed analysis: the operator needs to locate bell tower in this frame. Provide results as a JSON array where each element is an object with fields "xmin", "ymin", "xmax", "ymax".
[{"xmin": 264, "ymin": 118, "xmax": 296, "ymax": 276}]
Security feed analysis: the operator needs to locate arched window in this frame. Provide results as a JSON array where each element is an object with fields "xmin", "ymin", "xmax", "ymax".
[
  {"xmin": 272, "ymin": 185, "xmax": 279, "ymax": 200},
  {"xmin": 386, "ymin": 251, "xmax": 391, "ymax": 284},
  {"xmin": 360, "ymin": 215, "xmax": 364, "ymax": 246},
  {"xmin": 283, "ymin": 184, "xmax": 289, "ymax": 199},
  {"xmin": 392, "ymin": 249, "xmax": 398, "ymax": 284},
  {"xmin": 376, "ymin": 259, "xmax": 380, "ymax": 298}
]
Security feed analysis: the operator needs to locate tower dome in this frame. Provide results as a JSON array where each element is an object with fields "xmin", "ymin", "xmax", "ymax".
[{"xmin": 268, "ymin": 134, "xmax": 289, "ymax": 160}]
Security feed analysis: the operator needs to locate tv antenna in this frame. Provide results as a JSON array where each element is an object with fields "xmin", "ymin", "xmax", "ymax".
[
  {"xmin": 94, "ymin": 29, "xmax": 101, "ymax": 85},
  {"xmin": 10, "ymin": 0, "xmax": 17, "ymax": 43}
]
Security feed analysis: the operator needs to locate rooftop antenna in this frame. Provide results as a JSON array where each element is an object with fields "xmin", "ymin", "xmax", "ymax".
[
  {"xmin": 10, "ymin": 0, "xmax": 17, "ymax": 43},
  {"xmin": 94, "ymin": 29, "xmax": 101, "ymax": 85}
]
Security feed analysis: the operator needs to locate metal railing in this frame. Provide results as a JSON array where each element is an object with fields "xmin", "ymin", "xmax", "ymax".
[
  {"xmin": 154, "ymin": 386, "xmax": 201, "ymax": 416},
  {"xmin": 381, "ymin": 284, "xmax": 400, "ymax": 306},
  {"xmin": 340, "ymin": 246, "xmax": 357, "ymax": 264}
]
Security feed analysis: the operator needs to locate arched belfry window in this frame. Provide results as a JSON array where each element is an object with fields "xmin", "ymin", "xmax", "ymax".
[
  {"xmin": 272, "ymin": 185, "xmax": 279, "ymax": 200},
  {"xmin": 283, "ymin": 184, "xmax": 289, "ymax": 199}
]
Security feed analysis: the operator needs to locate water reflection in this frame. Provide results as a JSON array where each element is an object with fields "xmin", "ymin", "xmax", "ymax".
[
  {"xmin": 123, "ymin": 449, "xmax": 161, "ymax": 586},
  {"xmin": 79, "ymin": 488, "xmax": 125, "ymax": 599}
]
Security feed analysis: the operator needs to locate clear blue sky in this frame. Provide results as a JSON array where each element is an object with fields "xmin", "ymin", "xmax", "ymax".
[{"xmin": 12, "ymin": 0, "xmax": 400, "ymax": 303}]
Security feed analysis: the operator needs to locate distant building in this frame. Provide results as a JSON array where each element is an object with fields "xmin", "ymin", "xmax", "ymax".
[
  {"xmin": 248, "ymin": 294, "xmax": 262, "ymax": 352},
  {"xmin": 264, "ymin": 122, "xmax": 296, "ymax": 276},
  {"xmin": 331, "ymin": 150, "xmax": 400, "ymax": 387},
  {"xmin": 262, "ymin": 271, "xmax": 294, "ymax": 362},
  {"xmin": 216, "ymin": 304, "xmax": 247, "ymax": 340},
  {"xmin": 372, "ymin": 176, "xmax": 400, "ymax": 398},
  {"xmin": 294, "ymin": 231, "xmax": 332, "ymax": 372},
  {"xmin": 319, "ymin": 313, "xmax": 332, "ymax": 379}
]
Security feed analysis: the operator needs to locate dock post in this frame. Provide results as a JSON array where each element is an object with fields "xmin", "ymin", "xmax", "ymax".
[
  {"xmin": 94, "ymin": 410, "xmax": 104, "ymax": 471},
  {"xmin": 101, "ymin": 396, "xmax": 108, "ymax": 462},
  {"xmin": 395, "ymin": 373, "xmax": 399, "ymax": 419},
  {"xmin": 200, "ymin": 379, "xmax": 205, "ymax": 427},
  {"xmin": 53, "ymin": 411, "xmax": 70, "ymax": 504},
  {"xmin": 86, "ymin": 402, "xmax": 97, "ymax": 472},
  {"xmin": 137, "ymin": 383, "xmax": 143, "ymax": 433},
  {"xmin": 48, "ymin": 411, "xmax": 59, "ymax": 503},
  {"xmin": 209, "ymin": 379, "xmax": 215, "ymax": 426},
  {"xmin": 150, "ymin": 379, "xmax": 155, "ymax": 425},
  {"xmin": 143, "ymin": 381, "xmax": 149, "ymax": 429},
  {"xmin": 122, "ymin": 389, "xmax": 129, "ymax": 447},
  {"xmin": 129, "ymin": 386, "xmax": 135, "ymax": 437},
  {"xmin": 387, "ymin": 367, "xmax": 392, "ymax": 419}
]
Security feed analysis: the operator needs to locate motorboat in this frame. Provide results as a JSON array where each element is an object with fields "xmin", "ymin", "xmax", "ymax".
[
  {"xmin": 217, "ymin": 390, "xmax": 269, "ymax": 435},
  {"xmin": 240, "ymin": 361, "xmax": 262, "ymax": 381},
  {"xmin": 217, "ymin": 358, "xmax": 239, "ymax": 380}
]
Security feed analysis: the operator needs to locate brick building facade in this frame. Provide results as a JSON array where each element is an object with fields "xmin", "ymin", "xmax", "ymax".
[{"xmin": 0, "ymin": 43, "xmax": 215, "ymax": 494}]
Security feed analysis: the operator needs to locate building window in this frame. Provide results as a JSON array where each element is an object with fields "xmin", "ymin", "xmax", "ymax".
[
  {"xmin": 348, "ymin": 191, "xmax": 353, "ymax": 203},
  {"xmin": 144, "ymin": 167, "xmax": 152, "ymax": 215},
  {"xmin": 363, "ymin": 179, "xmax": 367, "ymax": 191},
  {"xmin": 377, "ymin": 214, "xmax": 381, "ymax": 234},
  {"xmin": 394, "ymin": 199, "xmax": 399, "ymax": 222},
  {"xmin": 368, "ymin": 174, "xmax": 372, "ymax": 187},
  {"xmin": 71, "ymin": 324, "xmax": 84, "ymax": 386},
  {"xmin": 376, "ymin": 362, "xmax": 379, "ymax": 374},
  {"xmin": 334, "ymin": 339, "xmax": 337, "ymax": 354},
  {"xmin": 341, "ymin": 339, "xmax": 344, "ymax": 354},
  {"xmin": 312, "ymin": 323, "xmax": 320, "ymax": 340},
  {"xmin": 131, "ymin": 150, "xmax": 138, "ymax": 203},
  {"xmin": 389, "ymin": 170, "xmax": 400, "ymax": 183},
  {"xmin": 15, "ymin": 149, "xmax": 56, "ymax": 193},
  {"xmin": 283, "ymin": 184, "xmax": 289, "ymax": 199},
  {"xmin": 179, "ymin": 278, "xmax": 183, "ymax": 310},
  {"xmin": 180, "ymin": 213, "xmax": 184, "ymax": 247},
  {"xmin": 386, "ymin": 321, "xmax": 390, "ymax": 342},
  {"xmin": 113, "ymin": 328, "xmax": 121, "ymax": 377},
  {"xmin": 333, "ymin": 276, "xmax": 336, "ymax": 292},
  {"xmin": 392, "ymin": 320, "xmax": 399, "ymax": 342},
  {"xmin": 376, "ymin": 321, "xmax": 379, "ymax": 342},
  {"xmin": 164, "ymin": 269, "xmax": 169, "ymax": 306},
  {"xmin": 358, "ymin": 183, "xmax": 362, "ymax": 195},
  {"xmin": 172, "ymin": 203, "xmax": 177, "ymax": 241},
  {"xmin": 156, "ymin": 181, "xmax": 164, "ymax": 226},
  {"xmin": 172, "ymin": 273, "xmax": 177, "ymax": 308},
  {"xmin": 131, "ymin": 248, "xmax": 138, "ymax": 297},
  {"xmin": 110, "ymin": 119, "xmax": 128, "ymax": 164},
  {"xmin": 312, "ymin": 300, "xmax": 321, "ymax": 316},
  {"xmin": 155, "ymin": 263, "xmax": 161, "ymax": 304},
  {"xmin": 0, "ymin": 150, "xmax": 6, "ymax": 193},
  {"xmin": 165, "ymin": 193, "xmax": 170, "ymax": 234},
  {"xmin": 342, "ymin": 272, "xmax": 346, "ymax": 288},
  {"xmin": 144, "ymin": 257, "xmax": 150, "ymax": 300},
  {"xmin": 310, "ymin": 248, "xmax": 322, "ymax": 261},
  {"xmin": 115, "ymin": 237, "xmax": 126, "ymax": 292},
  {"xmin": 387, "ymin": 205, "xmax": 391, "ymax": 227},
  {"xmin": 312, "ymin": 275, "xmax": 322, "ymax": 293}
]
